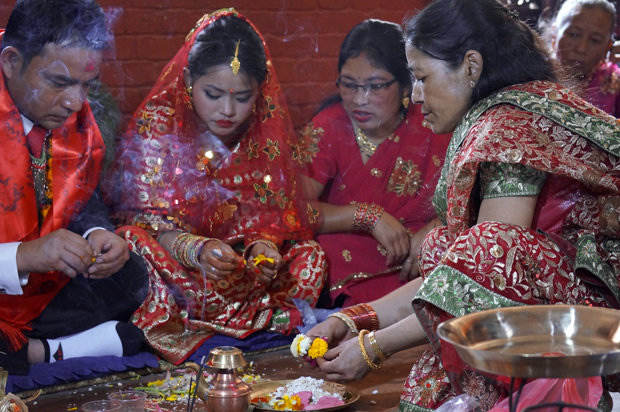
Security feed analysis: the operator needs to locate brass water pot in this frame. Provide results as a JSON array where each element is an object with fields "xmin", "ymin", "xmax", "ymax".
[{"xmin": 189, "ymin": 346, "xmax": 251, "ymax": 412}]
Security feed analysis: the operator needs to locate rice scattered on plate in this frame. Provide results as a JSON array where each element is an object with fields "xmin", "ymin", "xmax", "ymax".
[{"xmin": 254, "ymin": 376, "xmax": 345, "ymax": 410}]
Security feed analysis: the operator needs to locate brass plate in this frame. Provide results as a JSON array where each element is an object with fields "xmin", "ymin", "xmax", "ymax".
[
  {"xmin": 250, "ymin": 379, "xmax": 359, "ymax": 411},
  {"xmin": 437, "ymin": 304, "xmax": 620, "ymax": 378}
]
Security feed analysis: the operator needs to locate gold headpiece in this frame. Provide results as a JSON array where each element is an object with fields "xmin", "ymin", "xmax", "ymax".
[{"xmin": 230, "ymin": 39, "xmax": 241, "ymax": 76}]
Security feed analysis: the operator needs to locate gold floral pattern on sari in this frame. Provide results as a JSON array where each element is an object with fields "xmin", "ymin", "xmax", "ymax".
[
  {"xmin": 137, "ymin": 112, "xmax": 154, "ymax": 134},
  {"xmin": 293, "ymin": 122, "xmax": 321, "ymax": 165},
  {"xmin": 400, "ymin": 350, "xmax": 453, "ymax": 411},
  {"xmin": 306, "ymin": 202, "xmax": 319, "ymax": 224},
  {"xmin": 263, "ymin": 138, "xmax": 280, "ymax": 160},
  {"xmin": 342, "ymin": 249, "xmax": 352, "ymax": 262},
  {"xmin": 387, "ymin": 157, "xmax": 422, "ymax": 197}
]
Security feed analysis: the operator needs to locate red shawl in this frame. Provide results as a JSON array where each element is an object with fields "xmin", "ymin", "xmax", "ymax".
[{"xmin": 0, "ymin": 36, "xmax": 104, "ymax": 349}]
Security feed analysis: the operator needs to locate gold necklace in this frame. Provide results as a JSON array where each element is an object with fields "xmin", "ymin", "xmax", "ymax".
[
  {"xmin": 354, "ymin": 113, "xmax": 404, "ymax": 157},
  {"xmin": 355, "ymin": 128, "xmax": 379, "ymax": 157}
]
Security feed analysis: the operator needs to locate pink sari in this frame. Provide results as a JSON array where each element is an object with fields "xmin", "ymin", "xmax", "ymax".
[{"xmin": 583, "ymin": 60, "xmax": 620, "ymax": 117}]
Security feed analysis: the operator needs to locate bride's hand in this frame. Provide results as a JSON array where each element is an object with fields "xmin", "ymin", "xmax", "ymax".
[{"xmin": 200, "ymin": 240, "xmax": 244, "ymax": 280}]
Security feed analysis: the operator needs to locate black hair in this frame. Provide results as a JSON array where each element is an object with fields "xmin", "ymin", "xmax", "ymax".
[
  {"xmin": 404, "ymin": 0, "xmax": 557, "ymax": 103},
  {"xmin": 2, "ymin": 0, "xmax": 110, "ymax": 66},
  {"xmin": 316, "ymin": 19, "xmax": 410, "ymax": 114},
  {"xmin": 188, "ymin": 15, "xmax": 267, "ymax": 85},
  {"xmin": 338, "ymin": 19, "xmax": 411, "ymax": 91}
]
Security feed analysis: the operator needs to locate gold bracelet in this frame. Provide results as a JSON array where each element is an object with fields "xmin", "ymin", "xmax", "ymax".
[
  {"xmin": 368, "ymin": 330, "xmax": 388, "ymax": 362},
  {"xmin": 358, "ymin": 329, "xmax": 381, "ymax": 369},
  {"xmin": 328, "ymin": 312, "xmax": 359, "ymax": 334}
]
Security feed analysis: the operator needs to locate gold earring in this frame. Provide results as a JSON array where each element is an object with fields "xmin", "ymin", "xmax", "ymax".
[
  {"xmin": 186, "ymin": 85, "xmax": 193, "ymax": 97},
  {"xmin": 402, "ymin": 96, "xmax": 410, "ymax": 109},
  {"xmin": 470, "ymin": 80, "xmax": 476, "ymax": 88}
]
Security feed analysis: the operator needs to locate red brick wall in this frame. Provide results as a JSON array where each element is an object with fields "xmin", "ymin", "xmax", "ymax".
[{"xmin": 0, "ymin": 1, "xmax": 428, "ymax": 130}]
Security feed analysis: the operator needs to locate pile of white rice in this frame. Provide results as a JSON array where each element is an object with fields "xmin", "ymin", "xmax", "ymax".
[{"xmin": 270, "ymin": 376, "xmax": 342, "ymax": 401}]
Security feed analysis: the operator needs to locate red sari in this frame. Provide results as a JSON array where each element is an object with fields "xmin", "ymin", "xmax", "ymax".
[
  {"xmin": 298, "ymin": 102, "xmax": 449, "ymax": 306},
  {"xmin": 400, "ymin": 81, "xmax": 620, "ymax": 410},
  {"xmin": 105, "ymin": 9, "xmax": 326, "ymax": 363},
  {"xmin": 0, "ymin": 33, "xmax": 104, "ymax": 350}
]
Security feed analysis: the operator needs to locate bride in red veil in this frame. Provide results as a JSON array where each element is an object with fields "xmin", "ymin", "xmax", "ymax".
[{"xmin": 104, "ymin": 8, "xmax": 326, "ymax": 363}]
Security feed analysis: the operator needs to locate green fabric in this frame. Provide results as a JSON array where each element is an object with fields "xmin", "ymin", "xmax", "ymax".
[
  {"xmin": 432, "ymin": 82, "xmax": 619, "ymax": 220},
  {"xmin": 575, "ymin": 234, "xmax": 620, "ymax": 305},
  {"xmin": 414, "ymin": 265, "xmax": 524, "ymax": 319},
  {"xmin": 480, "ymin": 162, "xmax": 547, "ymax": 199}
]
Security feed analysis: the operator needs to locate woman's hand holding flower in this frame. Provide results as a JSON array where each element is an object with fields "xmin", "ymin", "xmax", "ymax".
[
  {"xmin": 248, "ymin": 241, "xmax": 282, "ymax": 284},
  {"xmin": 199, "ymin": 240, "xmax": 244, "ymax": 280}
]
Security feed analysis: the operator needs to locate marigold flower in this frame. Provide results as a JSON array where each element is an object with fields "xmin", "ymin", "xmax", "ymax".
[
  {"xmin": 308, "ymin": 337, "xmax": 328, "ymax": 359},
  {"xmin": 271, "ymin": 394, "xmax": 303, "ymax": 410}
]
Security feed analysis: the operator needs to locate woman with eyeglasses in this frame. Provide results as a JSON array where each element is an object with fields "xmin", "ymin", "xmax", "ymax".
[{"xmin": 296, "ymin": 19, "xmax": 450, "ymax": 309}]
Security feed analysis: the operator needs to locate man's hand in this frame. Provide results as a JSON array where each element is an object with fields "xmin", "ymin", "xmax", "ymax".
[
  {"xmin": 85, "ymin": 229, "xmax": 130, "ymax": 278},
  {"xmin": 17, "ymin": 229, "xmax": 94, "ymax": 277}
]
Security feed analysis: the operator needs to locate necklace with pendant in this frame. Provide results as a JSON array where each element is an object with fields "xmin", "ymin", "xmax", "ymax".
[
  {"xmin": 355, "ymin": 128, "xmax": 378, "ymax": 157},
  {"xmin": 354, "ymin": 113, "xmax": 404, "ymax": 158}
]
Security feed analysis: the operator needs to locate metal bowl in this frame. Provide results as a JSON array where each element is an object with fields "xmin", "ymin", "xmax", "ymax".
[{"xmin": 437, "ymin": 304, "xmax": 620, "ymax": 378}]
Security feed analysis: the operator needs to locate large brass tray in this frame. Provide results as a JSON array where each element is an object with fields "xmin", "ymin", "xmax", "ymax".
[{"xmin": 437, "ymin": 304, "xmax": 620, "ymax": 378}]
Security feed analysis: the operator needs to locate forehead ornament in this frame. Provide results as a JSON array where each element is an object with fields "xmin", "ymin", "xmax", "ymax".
[{"xmin": 230, "ymin": 39, "xmax": 241, "ymax": 76}]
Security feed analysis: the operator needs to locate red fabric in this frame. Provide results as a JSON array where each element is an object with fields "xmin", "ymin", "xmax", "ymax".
[
  {"xmin": 119, "ymin": 224, "xmax": 325, "ymax": 364},
  {"xmin": 300, "ymin": 102, "xmax": 450, "ymax": 305},
  {"xmin": 26, "ymin": 125, "xmax": 46, "ymax": 158},
  {"xmin": 0, "ymin": 31, "xmax": 105, "ymax": 350}
]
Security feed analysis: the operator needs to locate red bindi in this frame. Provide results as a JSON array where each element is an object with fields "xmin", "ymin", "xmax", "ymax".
[
  {"xmin": 229, "ymin": 88, "xmax": 235, "ymax": 95},
  {"xmin": 85, "ymin": 61, "xmax": 96, "ymax": 72}
]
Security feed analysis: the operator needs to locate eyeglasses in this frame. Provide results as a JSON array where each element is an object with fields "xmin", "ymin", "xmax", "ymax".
[{"xmin": 336, "ymin": 78, "xmax": 398, "ymax": 96}]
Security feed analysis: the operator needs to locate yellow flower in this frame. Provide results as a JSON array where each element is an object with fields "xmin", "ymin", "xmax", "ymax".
[
  {"xmin": 252, "ymin": 254, "xmax": 275, "ymax": 266},
  {"xmin": 307, "ymin": 337, "xmax": 328, "ymax": 359},
  {"xmin": 272, "ymin": 394, "xmax": 303, "ymax": 410}
]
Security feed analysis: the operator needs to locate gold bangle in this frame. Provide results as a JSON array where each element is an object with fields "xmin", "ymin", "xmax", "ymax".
[
  {"xmin": 368, "ymin": 330, "xmax": 388, "ymax": 362},
  {"xmin": 328, "ymin": 312, "xmax": 359, "ymax": 334},
  {"xmin": 358, "ymin": 329, "xmax": 381, "ymax": 369}
]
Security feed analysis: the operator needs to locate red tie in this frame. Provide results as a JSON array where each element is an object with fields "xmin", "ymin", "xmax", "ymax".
[{"xmin": 27, "ymin": 125, "xmax": 47, "ymax": 158}]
